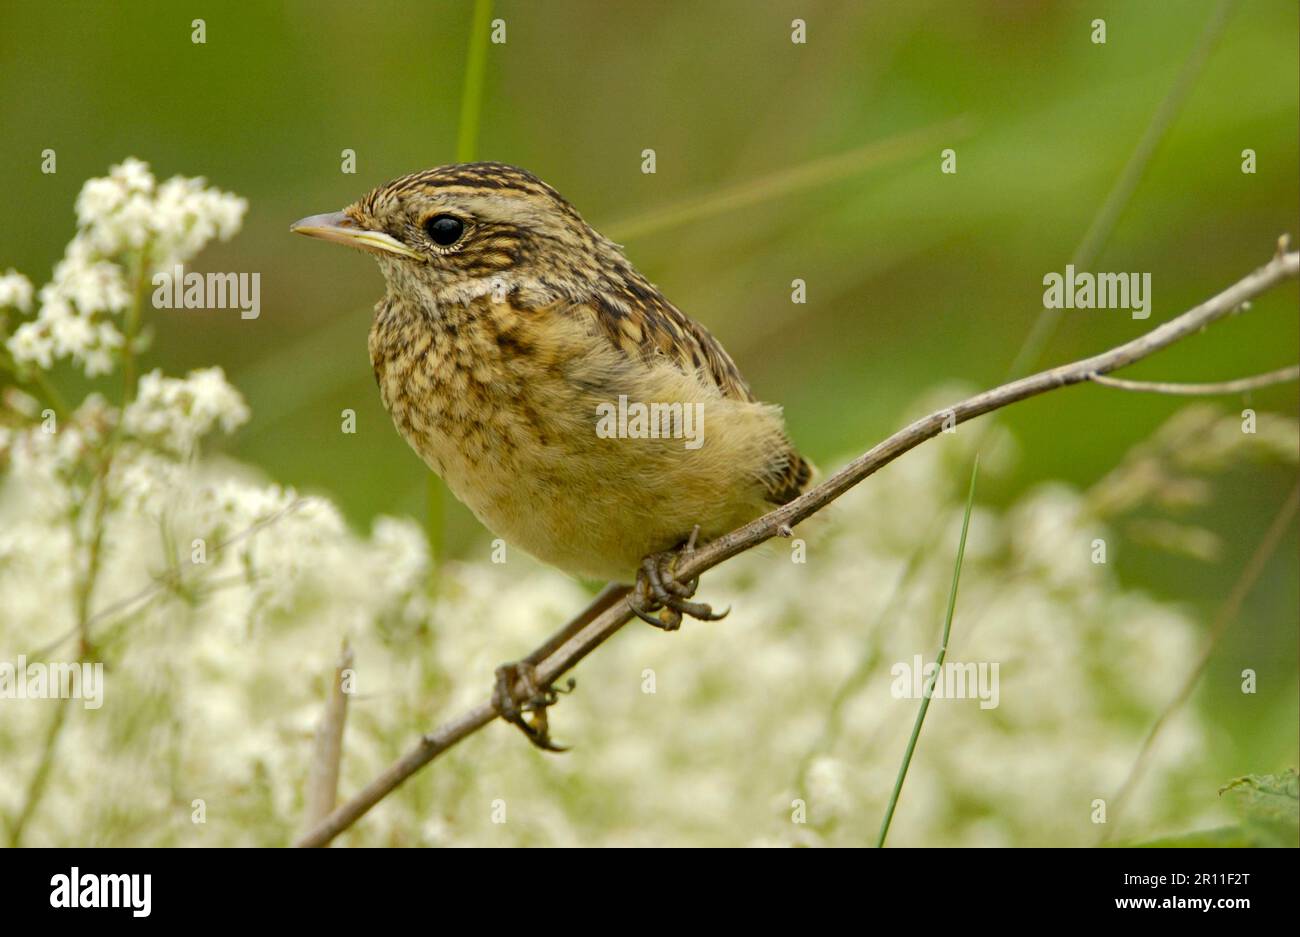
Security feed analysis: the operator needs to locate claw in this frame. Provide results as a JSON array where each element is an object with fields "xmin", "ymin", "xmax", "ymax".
[
  {"xmin": 492, "ymin": 661, "xmax": 570, "ymax": 752},
  {"xmin": 627, "ymin": 526, "xmax": 730, "ymax": 629},
  {"xmin": 630, "ymin": 596, "xmax": 675, "ymax": 629}
]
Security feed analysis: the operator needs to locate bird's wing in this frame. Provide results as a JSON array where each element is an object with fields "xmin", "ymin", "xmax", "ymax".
[
  {"xmin": 650, "ymin": 305, "xmax": 814, "ymax": 505},
  {"xmin": 762, "ymin": 446, "xmax": 813, "ymax": 505},
  {"xmin": 580, "ymin": 284, "xmax": 756, "ymax": 402},
  {"xmin": 571, "ymin": 290, "xmax": 813, "ymax": 506}
]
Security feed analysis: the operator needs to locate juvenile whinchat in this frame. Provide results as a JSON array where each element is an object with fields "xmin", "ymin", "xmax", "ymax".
[{"xmin": 293, "ymin": 162, "xmax": 810, "ymax": 745}]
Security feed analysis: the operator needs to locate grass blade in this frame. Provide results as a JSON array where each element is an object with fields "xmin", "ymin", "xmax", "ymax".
[
  {"xmin": 456, "ymin": 0, "xmax": 494, "ymax": 163},
  {"xmin": 875, "ymin": 454, "xmax": 979, "ymax": 847}
]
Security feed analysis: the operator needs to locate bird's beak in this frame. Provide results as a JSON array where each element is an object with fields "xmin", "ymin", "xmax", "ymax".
[{"xmin": 290, "ymin": 211, "xmax": 423, "ymax": 260}]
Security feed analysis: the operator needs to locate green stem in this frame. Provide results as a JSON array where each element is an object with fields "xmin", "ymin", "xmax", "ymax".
[
  {"xmin": 121, "ymin": 244, "xmax": 150, "ymax": 405},
  {"xmin": 5, "ymin": 699, "xmax": 71, "ymax": 847},
  {"xmin": 456, "ymin": 0, "xmax": 494, "ymax": 164},
  {"xmin": 876, "ymin": 456, "xmax": 979, "ymax": 848},
  {"xmin": 30, "ymin": 368, "xmax": 70, "ymax": 420}
]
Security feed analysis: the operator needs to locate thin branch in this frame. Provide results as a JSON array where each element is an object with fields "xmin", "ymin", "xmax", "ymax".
[
  {"xmin": 303, "ymin": 641, "xmax": 355, "ymax": 835},
  {"xmin": 1088, "ymin": 364, "xmax": 1300, "ymax": 396},
  {"xmin": 296, "ymin": 248, "xmax": 1298, "ymax": 848},
  {"xmin": 673, "ymin": 251, "xmax": 1298, "ymax": 580}
]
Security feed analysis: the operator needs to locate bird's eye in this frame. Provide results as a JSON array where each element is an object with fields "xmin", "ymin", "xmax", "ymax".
[{"xmin": 424, "ymin": 214, "xmax": 464, "ymax": 246}]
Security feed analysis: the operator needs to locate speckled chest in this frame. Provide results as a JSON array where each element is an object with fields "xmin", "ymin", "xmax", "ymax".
[{"xmin": 366, "ymin": 293, "xmax": 590, "ymax": 506}]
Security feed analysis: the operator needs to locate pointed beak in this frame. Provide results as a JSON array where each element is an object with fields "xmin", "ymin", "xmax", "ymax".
[{"xmin": 290, "ymin": 211, "xmax": 423, "ymax": 260}]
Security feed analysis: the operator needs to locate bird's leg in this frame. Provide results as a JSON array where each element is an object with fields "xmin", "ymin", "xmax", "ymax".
[
  {"xmin": 629, "ymin": 525, "xmax": 730, "ymax": 631},
  {"xmin": 492, "ymin": 582, "xmax": 632, "ymax": 751}
]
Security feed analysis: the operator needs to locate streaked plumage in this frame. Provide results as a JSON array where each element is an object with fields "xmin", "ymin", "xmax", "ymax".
[{"xmin": 299, "ymin": 162, "xmax": 810, "ymax": 583}]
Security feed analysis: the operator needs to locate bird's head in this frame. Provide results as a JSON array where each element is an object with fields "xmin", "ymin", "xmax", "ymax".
[{"xmin": 292, "ymin": 162, "xmax": 621, "ymax": 309}]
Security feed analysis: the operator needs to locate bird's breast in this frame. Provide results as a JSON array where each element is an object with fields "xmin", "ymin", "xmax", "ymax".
[
  {"xmin": 366, "ymin": 293, "xmax": 789, "ymax": 581},
  {"xmin": 367, "ymin": 295, "xmax": 604, "ymax": 520}
]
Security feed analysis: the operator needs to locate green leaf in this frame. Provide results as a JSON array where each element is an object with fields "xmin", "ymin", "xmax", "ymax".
[
  {"xmin": 1123, "ymin": 770, "xmax": 1299, "ymax": 848},
  {"xmin": 1219, "ymin": 769, "xmax": 1299, "ymax": 828}
]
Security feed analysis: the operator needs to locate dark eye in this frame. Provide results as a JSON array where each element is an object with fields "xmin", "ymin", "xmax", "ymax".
[{"xmin": 424, "ymin": 214, "xmax": 464, "ymax": 246}]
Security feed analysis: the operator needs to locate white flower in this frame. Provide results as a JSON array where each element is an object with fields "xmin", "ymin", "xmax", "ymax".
[
  {"xmin": 36, "ymin": 284, "xmax": 74, "ymax": 324},
  {"xmin": 81, "ymin": 345, "xmax": 115, "ymax": 378},
  {"xmin": 7, "ymin": 158, "xmax": 248, "ymax": 376},
  {"xmin": 0, "ymin": 269, "xmax": 33, "ymax": 312},
  {"xmin": 123, "ymin": 367, "xmax": 250, "ymax": 455},
  {"xmin": 75, "ymin": 177, "xmax": 129, "ymax": 229},
  {"xmin": 110, "ymin": 450, "xmax": 185, "ymax": 516},
  {"xmin": 49, "ymin": 312, "xmax": 95, "ymax": 358},
  {"xmin": 805, "ymin": 756, "xmax": 851, "ymax": 820},
  {"xmin": 112, "ymin": 157, "xmax": 155, "ymax": 194},
  {"xmin": 6, "ymin": 321, "xmax": 55, "ymax": 370},
  {"xmin": 150, "ymin": 174, "xmax": 247, "ymax": 266}
]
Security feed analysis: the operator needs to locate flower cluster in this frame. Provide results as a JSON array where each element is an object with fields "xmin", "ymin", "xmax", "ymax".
[
  {"xmin": 123, "ymin": 368, "xmax": 251, "ymax": 457},
  {"xmin": 75, "ymin": 158, "xmax": 245, "ymax": 263},
  {"xmin": 3, "ymin": 159, "xmax": 246, "ymax": 377}
]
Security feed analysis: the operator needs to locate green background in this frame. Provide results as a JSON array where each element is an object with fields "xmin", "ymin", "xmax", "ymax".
[{"xmin": 2, "ymin": 1, "xmax": 1297, "ymax": 795}]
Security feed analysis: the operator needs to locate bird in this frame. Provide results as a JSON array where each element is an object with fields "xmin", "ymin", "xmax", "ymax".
[{"xmin": 293, "ymin": 162, "xmax": 810, "ymax": 748}]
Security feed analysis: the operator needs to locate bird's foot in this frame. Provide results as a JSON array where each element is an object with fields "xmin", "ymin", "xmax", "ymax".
[
  {"xmin": 628, "ymin": 525, "xmax": 730, "ymax": 631},
  {"xmin": 492, "ymin": 661, "xmax": 573, "ymax": 752}
]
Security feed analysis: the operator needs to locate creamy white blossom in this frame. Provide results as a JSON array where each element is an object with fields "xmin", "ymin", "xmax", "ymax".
[
  {"xmin": 5, "ymin": 322, "xmax": 54, "ymax": 370},
  {"xmin": 123, "ymin": 367, "xmax": 250, "ymax": 456},
  {"xmin": 2, "ymin": 383, "xmax": 1293, "ymax": 846},
  {"xmin": 6, "ymin": 158, "xmax": 247, "ymax": 377},
  {"xmin": 0, "ymin": 270, "xmax": 34, "ymax": 313}
]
